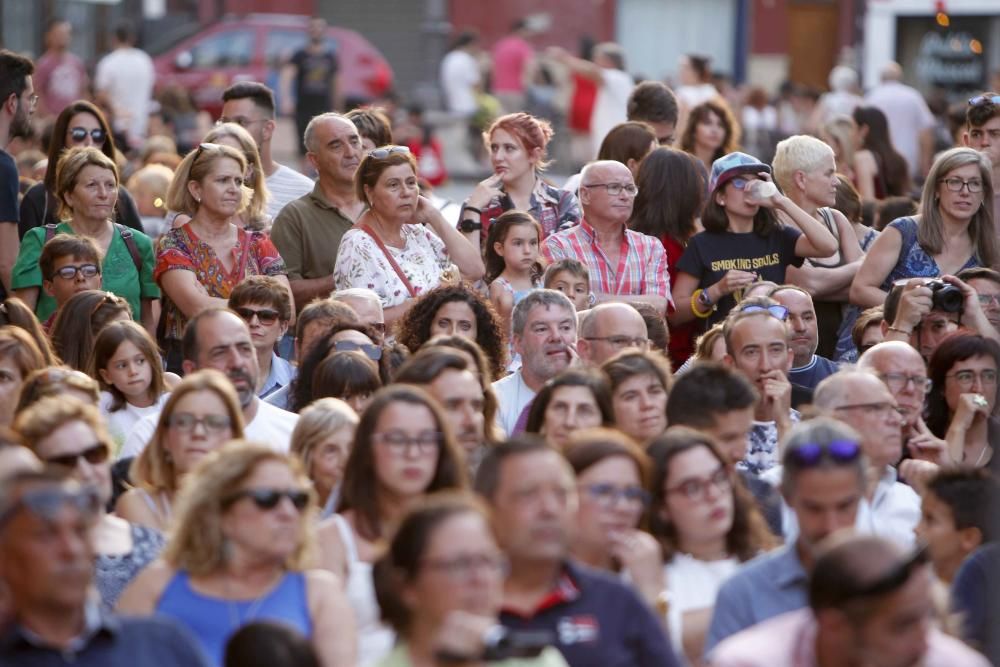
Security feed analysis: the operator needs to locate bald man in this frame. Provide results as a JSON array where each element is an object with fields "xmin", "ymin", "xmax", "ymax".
[
  {"xmin": 864, "ymin": 61, "xmax": 936, "ymax": 178},
  {"xmin": 543, "ymin": 160, "xmax": 670, "ymax": 314},
  {"xmin": 577, "ymin": 302, "xmax": 649, "ymax": 365}
]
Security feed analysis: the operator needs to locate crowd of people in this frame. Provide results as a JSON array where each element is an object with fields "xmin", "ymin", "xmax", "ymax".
[{"xmin": 1, "ymin": 15, "xmax": 999, "ymax": 667}]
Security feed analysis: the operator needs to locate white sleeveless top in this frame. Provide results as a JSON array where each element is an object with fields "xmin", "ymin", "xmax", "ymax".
[{"xmin": 332, "ymin": 514, "xmax": 395, "ymax": 666}]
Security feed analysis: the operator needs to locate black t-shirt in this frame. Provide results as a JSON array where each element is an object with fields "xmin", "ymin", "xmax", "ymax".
[
  {"xmin": 0, "ymin": 149, "xmax": 17, "ymax": 224},
  {"xmin": 291, "ymin": 48, "xmax": 338, "ymax": 112},
  {"xmin": 676, "ymin": 227, "xmax": 803, "ymax": 324}
]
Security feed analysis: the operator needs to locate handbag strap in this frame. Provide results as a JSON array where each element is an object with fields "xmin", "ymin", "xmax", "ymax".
[{"xmin": 360, "ymin": 224, "xmax": 417, "ymax": 299}]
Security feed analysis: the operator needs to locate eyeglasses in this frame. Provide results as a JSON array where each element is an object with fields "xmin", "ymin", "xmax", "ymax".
[
  {"xmin": 583, "ymin": 483, "xmax": 651, "ymax": 508},
  {"xmin": 833, "ymin": 401, "xmax": 905, "ymax": 419},
  {"xmin": 334, "ymin": 340, "xmax": 382, "ymax": 361},
  {"xmin": 69, "ymin": 127, "xmax": 107, "ymax": 144},
  {"xmin": 878, "ymin": 372, "xmax": 932, "ymax": 395},
  {"xmin": 580, "ymin": 182, "xmax": 639, "ymax": 197},
  {"xmin": 583, "ymin": 335, "xmax": 649, "ymax": 349},
  {"xmin": 939, "ymin": 177, "xmax": 983, "ymax": 193},
  {"xmin": 666, "ymin": 466, "xmax": 730, "ymax": 501},
  {"xmin": 368, "ymin": 145, "xmax": 411, "ymax": 159},
  {"xmin": 736, "ymin": 303, "xmax": 789, "ymax": 320},
  {"xmin": 225, "ymin": 488, "xmax": 310, "ymax": 511},
  {"xmin": 43, "ymin": 442, "xmax": 110, "ymax": 470},
  {"xmin": 168, "ymin": 413, "xmax": 232, "ymax": 433},
  {"xmin": 191, "ymin": 142, "xmax": 224, "ymax": 165},
  {"xmin": 977, "ymin": 294, "xmax": 1000, "ymax": 307},
  {"xmin": 25, "ymin": 93, "xmax": 38, "ymax": 111},
  {"xmin": 947, "ymin": 369, "xmax": 999, "ymax": 387},
  {"xmin": 375, "ymin": 430, "xmax": 441, "ymax": 455},
  {"xmin": 422, "ymin": 553, "xmax": 507, "ymax": 580},
  {"xmin": 235, "ymin": 306, "xmax": 281, "ymax": 326},
  {"xmin": 785, "ymin": 439, "xmax": 862, "ymax": 467},
  {"xmin": 90, "ymin": 292, "xmax": 125, "ymax": 318},
  {"xmin": 0, "ymin": 485, "xmax": 101, "ymax": 530},
  {"xmin": 968, "ymin": 94, "xmax": 1000, "ymax": 107},
  {"xmin": 217, "ymin": 116, "xmax": 268, "ymax": 129},
  {"xmin": 51, "ymin": 263, "xmax": 100, "ymax": 281}
]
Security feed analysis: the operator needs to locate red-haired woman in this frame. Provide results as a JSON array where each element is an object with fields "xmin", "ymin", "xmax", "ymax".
[{"xmin": 458, "ymin": 112, "xmax": 581, "ymax": 249}]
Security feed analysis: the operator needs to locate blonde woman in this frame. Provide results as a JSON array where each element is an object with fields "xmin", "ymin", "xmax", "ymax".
[
  {"xmin": 116, "ymin": 369, "xmax": 245, "ymax": 532},
  {"xmin": 820, "ymin": 114, "xmax": 857, "ymax": 182},
  {"xmin": 290, "ymin": 397, "xmax": 359, "ymax": 517},
  {"xmin": 118, "ymin": 442, "xmax": 357, "ymax": 667}
]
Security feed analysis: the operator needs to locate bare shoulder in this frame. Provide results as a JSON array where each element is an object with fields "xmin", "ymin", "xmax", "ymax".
[{"xmin": 117, "ymin": 559, "xmax": 175, "ymax": 614}]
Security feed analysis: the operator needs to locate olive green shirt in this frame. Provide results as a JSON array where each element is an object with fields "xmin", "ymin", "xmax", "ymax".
[{"xmin": 270, "ymin": 182, "xmax": 354, "ymax": 282}]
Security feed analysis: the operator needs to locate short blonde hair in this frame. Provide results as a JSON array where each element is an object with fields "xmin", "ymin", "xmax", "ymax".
[
  {"xmin": 165, "ymin": 142, "xmax": 247, "ymax": 216},
  {"xmin": 203, "ymin": 123, "xmax": 269, "ymax": 228},
  {"xmin": 772, "ymin": 135, "xmax": 834, "ymax": 194},
  {"xmin": 164, "ymin": 441, "xmax": 317, "ymax": 576},
  {"xmin": 290, "ymin": 397, "xmax": 358, "ymax": 477},
  {"xmin": 55, "ymin": 147, "xmax": 119, "ymax": 220},
  {"xmin": 130, "ymin": 369, "xmax": 245, "ymax": 493},
  {"xmin": 14, "ymin": 395, "xmax": 113, "ymax": 454}
]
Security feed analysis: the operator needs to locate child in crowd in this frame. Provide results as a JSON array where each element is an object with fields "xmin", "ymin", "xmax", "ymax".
[
  {"xmin": 89, "ymin": 320, "xmax": 172, "ymax": 451},
  {"xmin": 543, "ymin": 257, "xmax": 593, "ymax": 311},
  {"xmin": 485, "ymin": 210, "xmax": 544, "ymax": 329},
  {"xmin": 126, "ymin": 164, "xmax": 174, "ymax": 241},
  {"xmin": 37, "ymin": 234, "xmax": 102, "ymax": 331}
]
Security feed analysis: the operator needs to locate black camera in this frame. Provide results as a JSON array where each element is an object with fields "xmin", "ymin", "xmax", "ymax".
[
  {"xmin": 435, "ymin": 627, "xmax": 554, "ymax": 664},
  {"xmin": 926, "ymin": 280, "xmax": 964, "ymax": 313}
]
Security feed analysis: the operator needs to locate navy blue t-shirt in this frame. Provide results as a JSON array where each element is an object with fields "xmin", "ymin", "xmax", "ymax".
[
  {"xmin": 500, "ymin": 560, "xmax": 680, "ymax": 667},
  {"xmin": 0, "ymin": 148, "xmax": 19, "ymax": 300},
  {"xmin": 788, "ymin": 354, "xmax": 838, "ymax": 392},
  {"xmin": 676, "ymin": 227, "xmax": 803, "ymax": 325}
]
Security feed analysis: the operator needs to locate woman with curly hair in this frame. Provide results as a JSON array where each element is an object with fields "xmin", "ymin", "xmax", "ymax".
[
  {"xmin": 394, "ymin": 284, "xmax": 507, "ymax": 379},
  {"xmin": 680, "ymin": 100, "xmax": 740, "ymax": 173}
]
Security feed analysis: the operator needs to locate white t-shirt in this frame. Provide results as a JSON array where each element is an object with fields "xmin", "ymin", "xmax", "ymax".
[
  {"xmin": 676, "ymin": 83, "xmax": 719, "ymax": 111},
  {"xmin": 94, "ymin": 47, "xmax": 155, "ymax": 142},
  {"xmin": 99, "ymin": 391, "xmax": 170, "ymax": 454},
  {"xmin": 265, "ymin": 164, "xmax": 315, "ymax": 219},
  {"xmin": 865, "ymin": 81, "xmax": 936, "ymax": 178},
  {"xmin": 118, "ymin": 398, "xmax": 298, "ymax": 459},
  {"xmin": 663, "ymin": 553, "xmax": 740, "ymax": 651},
  {"xmin": 590, "ymin": 68, "xmax": 635, "ymax": 155},
  {"xmin": 440, "ymin": 49, "xmax": 481, "ymax": 116},
  {"xmin": 491, "ymin": 370, "xmax": 536, "ymax": 436}
]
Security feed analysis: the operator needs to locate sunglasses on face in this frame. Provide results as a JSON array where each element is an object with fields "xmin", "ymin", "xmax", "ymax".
[
  {"xmin": 235, "ymin": 306, "xmax": 281, "ymax": 326},
  {"xmin": 0, "ymin": 485, "xmax": 102, "ymax": 530},
  {"xmin": 51, "ymin": 263, "xmax": 100, "ymax": 281},
  {"xmin": 334, "ymin": 340, "xmax": 382, "ymax": 360},
  {"xmin": 69, "ymin": 127, "xmax": 107, "ymax": 144},
  {"xmin": 43, "ymin": 442, "xmax": 110, "ymax": 470},
  {"xmin": 785, "ymin": 439, "xmax": 861, "ymax": 467},
  {"xmin": 226, "ymin": 488, "xmax": 310, "ymax": 511},
  {"xmin": 736, "ymin": 303, "xmax": 789, "ymax": 320},
  {"xmin": 368, "ymin": 145, "xmax": 411, "ymax": 160}
]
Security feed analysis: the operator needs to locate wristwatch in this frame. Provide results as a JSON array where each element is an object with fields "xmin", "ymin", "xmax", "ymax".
[
  {"xmin": 697, "ymin": 289, "xmax": 714, "ymax": 309},
  {"xmin": 458, "ymin": 217, "xmax": 482, "ymax": 232}
]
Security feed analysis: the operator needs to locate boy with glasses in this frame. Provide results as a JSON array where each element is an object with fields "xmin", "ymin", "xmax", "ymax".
[
  {"xmin": 958, "ymin": 266, "xmax": 1000, "ymax": 333},
  {"xmin": 37, "ymin": 234, "xmax": 102, "ymax": 330},
  {"xmin": 227, "ymin": 275, "xmax": 294, "ymax": 399}
]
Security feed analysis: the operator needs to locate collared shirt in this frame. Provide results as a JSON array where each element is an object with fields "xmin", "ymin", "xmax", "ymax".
[
  {"xmin": 0, "ymin": 600, "xmax": 211, "ymax": 666},
  {"xmin": 270, "ymin": 182, "xmax": 354, "ymax": 282},
  {"xmin": 704, "ymin": 543, "xmax": 809, "ymax": 655},
  {"xmin": 259, "ymin": 352, "xmax": 296, "ymax": 399},
  {"xmin": 499, "ymin": 560, "xmax": 680, "ymax": 667},
  {"xmin": 472, "ymin": 178, "xmax": 582, "ymax": 242},
  {"xmin": 492, "ymin": 370, "xmax": 535, "ymax": 437},
  {"xmin": 542, "ymin": 219, "xmax": 671, "ymax": 304}
]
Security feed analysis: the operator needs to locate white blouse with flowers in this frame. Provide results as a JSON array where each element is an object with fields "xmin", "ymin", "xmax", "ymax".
[{"xmin": 333, "ymin": 224, "xmax": 451, "ymax": 308}]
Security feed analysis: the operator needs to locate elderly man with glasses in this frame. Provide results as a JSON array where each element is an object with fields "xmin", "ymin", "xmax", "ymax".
[
  {"xmin": 577, "ymin": 301, "xmax": 650, "ymax": 365},
  {"xmin": 542, "ymin": 160, "xmax": 671, "ymax": 315}
]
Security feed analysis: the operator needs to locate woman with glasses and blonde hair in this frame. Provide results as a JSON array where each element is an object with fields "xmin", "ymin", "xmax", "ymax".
[
  {"xmin": 157, "ymin": 142, "xmax": 291, "ymax": 372},
  {"xmin": 12, "ymin": 146, "xmax": 159, "ymax": 331},
  {"xmin": 16, "ymin": 396, "xmax": 165, "ymax": 608},
  {"xmin": 116, "ymin": 369, "xmax": 245, "ymax": 532},
  {"xmin": 851, "ymin": 147, "xmax": 998, "ymax": 310},
  {"xmin": 118, "ymin": 441, "xmax": 357, "ymax": 667},
  {"xmin": 290, "ymin": 397, "xmax": 359, "ymax": 517},
  {"xmin": 334, "ymin": 146, "xmax": 484, "ymax": 328},
  {"xmin": 317, "ymin": 384, "xmax": 468, "ymax": 666},
  {"xmin": 647, "ymin": 427, "xmax": 776, "ymax": 664}
]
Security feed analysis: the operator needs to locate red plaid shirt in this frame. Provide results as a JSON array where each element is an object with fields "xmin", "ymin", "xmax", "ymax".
[{"xmin": 542, "ymin": 219, "xmax": 672, "ymax": 306}]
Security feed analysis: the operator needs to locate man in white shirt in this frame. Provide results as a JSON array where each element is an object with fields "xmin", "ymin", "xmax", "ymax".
[
  {"xmin": 94, "ymin": 20, "xmax": 154, "ymax": 149},
  {"xmin": 493, "ymin": 290, "xmax": 578, "ymax": 435},
  {"xmin": 440, "ymin": 30, "xmax": 482, "ymax": 117},
  {"xmin": 220, "ymin": 81, "xmax": 314, "ymax": 219},
  {"xmin": 121, "ymin": 308, "xmax": 297, "ymax": 457},
  {"xmin": 864, "ymin": 62, "xmax": 936, "ymax": 179}
]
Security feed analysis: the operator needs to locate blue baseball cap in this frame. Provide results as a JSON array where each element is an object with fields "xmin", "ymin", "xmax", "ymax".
[{"xmin": 709, "ymin": 152, "xmax": 771, "ymax": 193}]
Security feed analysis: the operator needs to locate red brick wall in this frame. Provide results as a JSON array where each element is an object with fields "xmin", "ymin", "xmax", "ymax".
[{"xmin": 449, "ymin": 0, "xmax": 616, "ymax": 51}]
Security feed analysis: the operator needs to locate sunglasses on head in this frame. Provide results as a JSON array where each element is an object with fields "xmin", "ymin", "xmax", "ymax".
[
  {"xmin": 44, "ymin": 442, "xmax": 110, "ymax": 470},
  {"xmin": 737, "ymin": 303, "xmax": 789, "ymax": 320},
  {"xmin": 70, "ymin": 127, "xmax": 106, "ymax": 144},
  {"xmin": 334, "ymin": 339, "xmax": 382, "ymax": 360},
  {"xmin": 968, "ymin": 94, "xmax": 1000, "ymax": 107},
  {"xmin": 0, "ymin": 485, "xmax": 102, "ymax": 530},
  {"xmin": 226, "ymin": 488, "xmax": 310, "ymax": 511},
  {"xmin": 368, "ymin": 145, "xmax": 411, "ymax": 160},
  {"xmin": 785, "ymin": 439, "xmax": 861, "ymax": 467},
  {"xmin": 235, "ymin": 306, "xmax": 281, "ymax": 326}
]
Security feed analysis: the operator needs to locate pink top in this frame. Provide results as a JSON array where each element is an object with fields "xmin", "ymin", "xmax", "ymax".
[
  {"xmin": 34, "ymin": 52, "xmax": 88, "ymax": 116},
  {"xmin": 491, "ymin": 35, "xmax": 533, "ymax": 93}
]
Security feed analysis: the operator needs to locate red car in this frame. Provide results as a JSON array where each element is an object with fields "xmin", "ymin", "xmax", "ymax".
[{"xmin": 153, "ymin": 14, "xmax": 394, "ymax": 116}]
